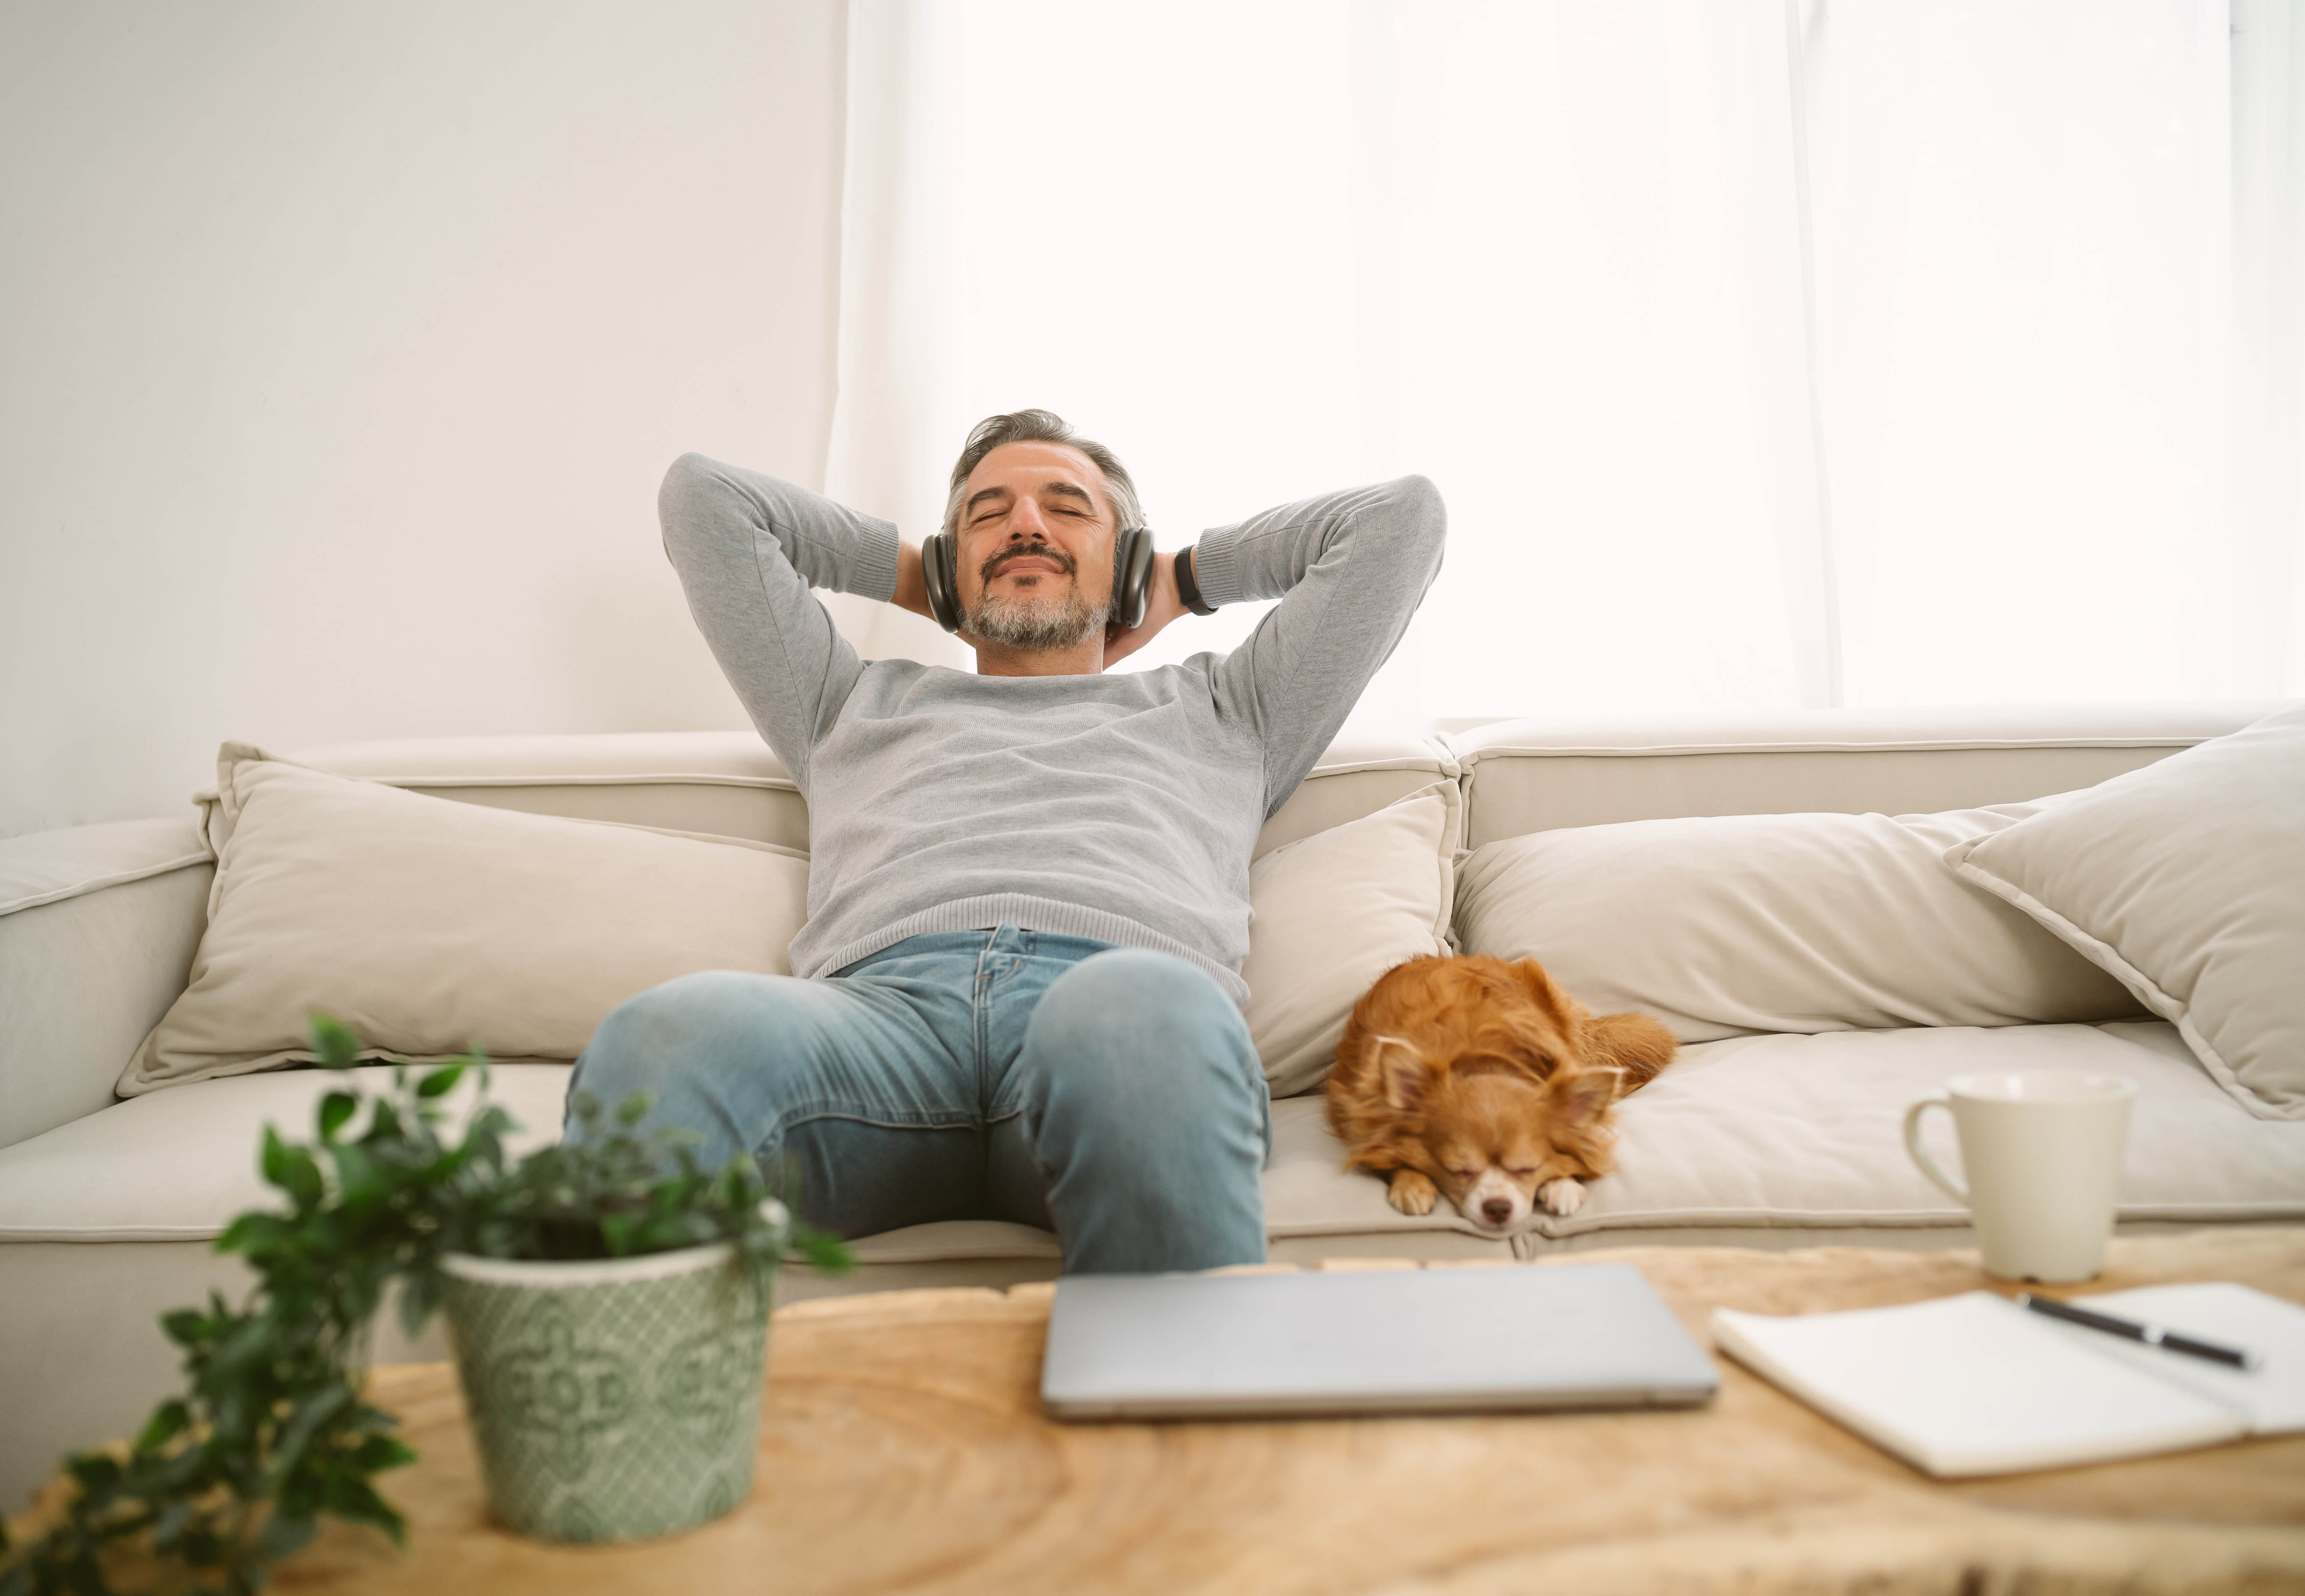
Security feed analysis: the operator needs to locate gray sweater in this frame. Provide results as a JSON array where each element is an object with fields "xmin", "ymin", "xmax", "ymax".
[{"xmin": 658, "ymin": 454, "xmax": 1445, "ymax": 1002}]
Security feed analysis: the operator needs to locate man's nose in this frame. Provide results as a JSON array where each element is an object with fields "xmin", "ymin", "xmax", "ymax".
[{"xmin": 1006, "ymin": 498, "xmax": 1049, "ymax": 539}]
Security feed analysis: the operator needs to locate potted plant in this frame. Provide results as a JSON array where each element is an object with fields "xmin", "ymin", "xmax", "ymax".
[{"xmin": 0, "ymin": 1016, "xmax": 849, "ymax": 1594}]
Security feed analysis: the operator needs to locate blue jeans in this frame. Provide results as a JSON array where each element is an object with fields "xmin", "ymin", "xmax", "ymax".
[{"xmin": 565, "ymin": 928, "xmax": 1271, "ymax": 1274}]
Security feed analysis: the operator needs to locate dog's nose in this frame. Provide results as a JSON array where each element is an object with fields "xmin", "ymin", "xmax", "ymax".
[{"xmin": 1481, "ymin": 1198, "xmax": 1513, "ymax": 1226}]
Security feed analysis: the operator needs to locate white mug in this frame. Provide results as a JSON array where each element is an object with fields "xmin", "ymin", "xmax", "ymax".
[{"xmin": 1902, "ymin": 1071, "xmax": 2136, "ymax": 1283}]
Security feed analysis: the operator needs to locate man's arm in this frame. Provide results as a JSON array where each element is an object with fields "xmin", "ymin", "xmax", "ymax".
[
  {"xmin": 657, "ymin": 452, "xmax": 901, "ymax": 787},
  {"xmin": 1194, "ymin": 476, "xmax": 1447, "ymax": 813}
]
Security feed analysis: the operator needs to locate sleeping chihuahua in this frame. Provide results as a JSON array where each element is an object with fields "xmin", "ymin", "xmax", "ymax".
[{"xmin": 1324, "ymin": 955, "xmax": 1676, "ymax": 1232}]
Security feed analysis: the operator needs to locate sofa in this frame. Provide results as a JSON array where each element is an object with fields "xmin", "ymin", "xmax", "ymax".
[{"xmin": 4, "ymin": 700, "xmax": 2302, "ymax": 1507}]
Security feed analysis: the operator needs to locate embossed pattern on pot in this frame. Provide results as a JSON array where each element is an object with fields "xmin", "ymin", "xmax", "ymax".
[{"xmin": 440, "ymin": 1243, "xmax": 770, "ymax": 1543}]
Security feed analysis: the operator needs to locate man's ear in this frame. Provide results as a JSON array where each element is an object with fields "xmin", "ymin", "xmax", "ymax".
[
  {"xmin": 1372, "ymin": 1037, "xmax": 1432, "ymax": 1111},
  {"xmin": 1550, "ymin": 1066, "xmax": 1623, "ymax": 1127}
]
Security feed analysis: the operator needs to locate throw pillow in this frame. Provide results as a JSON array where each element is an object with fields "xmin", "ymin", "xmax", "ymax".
[
  {"xmin": 123, "ymin": 746, "xmax": 810, "ymax": 1094},
  {"xmin": 1453, "ymin": 803, "xmax": 2142, "ymax": 1043},
  {"xmin": 1943, "ymin": 704, "xmax": 2305, "ymax": 1120},
  {"xmin": 1241, "ymin": 780, "xmax": 1460, "ymax": 1097}
]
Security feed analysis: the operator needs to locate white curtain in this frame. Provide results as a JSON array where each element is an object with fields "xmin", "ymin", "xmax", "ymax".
[{"xmin": 825, "ymin": 0, "xmax": 2305, "ymax": 719}]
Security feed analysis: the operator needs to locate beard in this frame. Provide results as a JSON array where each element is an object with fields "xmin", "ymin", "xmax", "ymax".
[{"xmin": 967, "ymin": 544, "xmax": 1111, "ymax": 651}]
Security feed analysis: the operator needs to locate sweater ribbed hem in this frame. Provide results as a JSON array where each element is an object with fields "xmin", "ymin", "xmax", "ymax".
[
  {"xmin": 797, "ymin": 894, "xmax": 1249, "ymax": 1004},
  {"xmin": 1188, "ymin": 523, "xmax": 1249, "ymax": 609},
  {"xmin": 848, "ymin": 516, "xmax": 902, "ymax": 604}
]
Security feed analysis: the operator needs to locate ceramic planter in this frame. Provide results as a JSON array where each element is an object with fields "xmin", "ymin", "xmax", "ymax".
[{"xmin": 439, "ymin": 1239, "xmax": 774, "ymax": 1543}]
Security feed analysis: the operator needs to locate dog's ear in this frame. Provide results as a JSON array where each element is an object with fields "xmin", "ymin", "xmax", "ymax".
[
  {"xmin": 1505, "ymin": 959, "xmax": 1576, "ymax": 1028},
  {"xmin": 1580, "ymin": 1012, "xmax": 1678, "ymax": 1092},
  {"xmin": 1549, "ymin": 1065, "xmax": 1623, "ymax": 1127},
  {"xmin": 1371, "ymin": 1036, "xmax": 1433, "ymax": 1110}
]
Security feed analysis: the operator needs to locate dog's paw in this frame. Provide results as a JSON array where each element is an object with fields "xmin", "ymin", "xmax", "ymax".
[
  {"xmin": 1538, "ymin": 1177, "xmax": 1586, "ymax": 1216},
  {"xmin": 1386, "ymin": 1169, "xmax": 1439, "ymax": 1216}
]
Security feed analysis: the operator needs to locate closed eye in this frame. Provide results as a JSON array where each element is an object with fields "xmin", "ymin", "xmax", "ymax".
[
  {"xmin": 1443, "ymin": 1165, "xmax": 1478, "ymax": 1181},
  {"xmin": 1503, "ymin": 1165, "xmax": 1537, "ymax": 1177}
]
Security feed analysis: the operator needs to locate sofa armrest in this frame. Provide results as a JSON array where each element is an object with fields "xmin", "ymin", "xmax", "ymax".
[{"xmin": 0, "ymin": 818, "xmax": 212, "ymax": 1151}]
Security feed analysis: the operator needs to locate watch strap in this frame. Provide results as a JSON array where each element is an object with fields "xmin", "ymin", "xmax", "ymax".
[{"xmin": 1176, "ymin": 544, "xmax": 1218, "ymax": 616}]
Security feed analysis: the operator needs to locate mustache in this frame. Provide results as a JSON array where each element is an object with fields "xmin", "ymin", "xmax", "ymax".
[{"xmin": 980, "ymin": 542, "xmax": 1078, "ymax": 583}]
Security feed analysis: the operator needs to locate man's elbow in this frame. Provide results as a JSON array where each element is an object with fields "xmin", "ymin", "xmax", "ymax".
[
  {"xmin": 658, "ymin": 451, "xmax": 733, "ymax": 562},
  {"xmin": 1386, "ymin": 473, "xmax": 1447, "ymax": 569},
  {"xmin": 659, "ymin": 449, "xmax": 719, "ymax": 517}
]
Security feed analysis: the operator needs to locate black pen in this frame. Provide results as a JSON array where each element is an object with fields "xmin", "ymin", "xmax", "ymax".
[{"xmin": 2017, "ymin": 1292, "xmax": 2261, "ymax": 1371}]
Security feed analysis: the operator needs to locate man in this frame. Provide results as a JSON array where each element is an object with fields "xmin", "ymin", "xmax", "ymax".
[{"xmin": 571, "ymin": 409, "xmax": 1444, "ymax": 1272}]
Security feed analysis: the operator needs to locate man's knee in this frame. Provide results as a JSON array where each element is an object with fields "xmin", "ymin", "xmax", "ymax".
[
  {"xmin": 572, "ymin": 969, "xmax": 842, "ymax": 1121},
  {"xmin": 1025, "ymin": 949, "xmax": 1264, "ymax": 1119}
]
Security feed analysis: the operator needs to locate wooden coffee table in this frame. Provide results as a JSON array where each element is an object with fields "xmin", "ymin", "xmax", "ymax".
[{"xmin": 250, "ymin": 1232, "xmax": 2305, "ymax": 1591}]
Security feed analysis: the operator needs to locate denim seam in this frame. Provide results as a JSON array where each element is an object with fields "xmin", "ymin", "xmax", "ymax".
[
  {"xmin": 769, "ymin": 1106, "xmax": 983, "ymax": 1138},
  {"xmin": 972, "ymin": 938, "xmax": 997, "ymax": 1100}
]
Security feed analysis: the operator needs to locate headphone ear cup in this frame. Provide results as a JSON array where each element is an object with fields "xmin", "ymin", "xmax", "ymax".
[
  {"xmin": 1114, "ymin": 526, "xmax": 1155, "ymax": 630},
  {"xmin": 923, "ymin": 532, "xmax": 963, "ymax": 633}
]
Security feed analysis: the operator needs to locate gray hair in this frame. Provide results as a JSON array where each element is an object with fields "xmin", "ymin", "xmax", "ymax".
[{"xmin": 942, "ymin": 409, "xmax": 1144, "ymax": 539}]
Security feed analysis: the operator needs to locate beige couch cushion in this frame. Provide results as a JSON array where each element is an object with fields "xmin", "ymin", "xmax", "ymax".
[
  {"xmin": 123, "ymin": 748, "xmax": 811, "ymax": 1094},
  {"xmin": 290, "ymin": 726, "xmax": 1457, "ymax": 863},
  {"xmin": 33, "ymin": 1025, "xmax": 2299, "ymax": 1249},
  {"xmin": 0, "ymin": 819, "xmax": 214, "ymax": 1150},
  {"xmin": 1265, "ymin": 1021, "xmax": 2305, "ymax": 1245},
  {"xmin": 1455, "ymin": 804, "xmax": 2141, "ymax": 1042},
  {"xmin": 1241, "ymin": 781, "xmax": 1460, "ymax": 1097},
  {"xmin": 1447, "ymin": 703, "xmax": 2281, "ymax": 849},
  {"xmin": 0, "ymin": 1064, "xmax": 572, "ymax": 1240},
  {"xmin": 1946, "ymin": 704, "xmax": 2305, "ymax": 1120}
]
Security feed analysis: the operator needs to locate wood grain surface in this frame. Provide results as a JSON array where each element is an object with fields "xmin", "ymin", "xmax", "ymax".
[{"xmin": 144, "ymin": 1233, "xmax": 2305, "ymax": 1592}]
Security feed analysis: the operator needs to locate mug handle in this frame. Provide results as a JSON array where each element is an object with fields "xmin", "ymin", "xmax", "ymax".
[{"xmin": 1903, "ymin": 1097, "xmax": 1969, "ymax": 1204}]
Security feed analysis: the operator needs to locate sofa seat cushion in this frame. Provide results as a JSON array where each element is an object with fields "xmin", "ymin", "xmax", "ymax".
[
  {"xmin": 1542, "ymin": 1020, "xmax": 2305, "ymax": 1239},
  {"xmin": 1266, "ymin": 1021, "xmax": 2305, "ymax": 1245},
  {"xmin": 0, "ymin": 1065, "xmax": 574, "ymax": 1242},
  {"xmin": 12, "ymin": 1025, "xmax": 2301, "ymax": 1257}
]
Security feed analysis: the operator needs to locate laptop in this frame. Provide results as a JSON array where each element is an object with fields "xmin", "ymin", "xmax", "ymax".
[{"xmin": 1041, "ymin": 1262, "xmax": 1718, "ymax": 1420}]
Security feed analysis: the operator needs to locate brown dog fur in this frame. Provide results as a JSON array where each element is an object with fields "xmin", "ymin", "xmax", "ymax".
[{"xmin": 1323, "ymin": 955, "xmax": 1677, "ymax": 1232}]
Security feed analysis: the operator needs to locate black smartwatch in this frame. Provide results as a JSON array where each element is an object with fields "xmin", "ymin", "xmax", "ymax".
[{"xmin": 1175, "ymin": 544, "xmax": 1218, "ymax": 616}]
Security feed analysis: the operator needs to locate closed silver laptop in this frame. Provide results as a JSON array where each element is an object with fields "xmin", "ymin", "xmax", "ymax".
[{"xmin": 1041, "ymin": 1262, "xmax": 1719, "ymax": 1420}]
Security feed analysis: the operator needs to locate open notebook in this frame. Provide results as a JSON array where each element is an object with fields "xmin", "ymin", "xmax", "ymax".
[{"xmin": 1711, "ymin": 1282, "xmax": 2305, "ymax": 1477}]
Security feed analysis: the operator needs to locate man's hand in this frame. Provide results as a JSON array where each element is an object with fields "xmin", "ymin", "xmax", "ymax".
[
  {"xmin": 893, "ymin": 541, "xmax": 934, "ymax": 622},
  {"xmin": 1102, "ymin": 551, "xmax": 1189, "ymax": 667}
]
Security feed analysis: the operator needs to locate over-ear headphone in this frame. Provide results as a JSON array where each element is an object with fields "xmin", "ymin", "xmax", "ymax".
[{"xmin": 922, "ymin": 525, "xmax": 1155, "ymax": 636}]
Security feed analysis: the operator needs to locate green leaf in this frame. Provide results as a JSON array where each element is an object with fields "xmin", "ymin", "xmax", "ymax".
[
  {"xmin": 351, "ymin": 1435, "xmax": 417, "ymax": 1474},
  {"xmin": 265, "ymin": 1384, "xmax": 352, "ymax": 1487},
  {"xmin": 414, "ymin": 1063, "xmax": 464, "ymax": 1100},
  {"xmin": 278, "ymin": 1145, "xmax": 324, "ymax": 1211},
  {"xmin": 309, "ymin": 1012, "xmax": 361, "ymax": 1071},
  {"xmin": 796, "ymin": 1225, "xmax": 856, "ymax": 1276},
  {"xmin": 322, "ymin": 1475, "xmax": 407, "ymax": 1546},
  {"xmin": 317, "ymin": 1091, "xmax": 359, "ymax": 1141},
  {"xmin": 395, "ymin": 1270, "xmax": 442, "ymax": 1341},
  {"xmin": 259, "ymin": 1123, "xmax": 291, "ymax": 1189},
  {"xmin": 256, "ymin": 1509, "xmax": 316, "ymax": 1562},
  {"xmin": 137, "ymin": 1398, "xmax": 192, "ymax": 1451},
  {"xmin": 615, "ymin": 1091, "xmax": 651, "ymax": 1127},
  {"xmin": 215, "ymin": 1212, "xmax": 291, "ymax": 1257},
  {"xmin": 65, "ymin": 1451, "xmax": 122, "ymax": 1495}
]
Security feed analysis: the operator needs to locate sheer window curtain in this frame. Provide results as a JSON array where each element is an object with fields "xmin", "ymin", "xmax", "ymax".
[{"xmin": 820, "ymin": 0, "xmax": 2305, "ymax": 719}]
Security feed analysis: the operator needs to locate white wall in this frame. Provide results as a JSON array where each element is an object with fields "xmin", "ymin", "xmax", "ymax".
[{"xmin": 0, "ymin": 1, "xmax": 848, "ymax": 838}]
